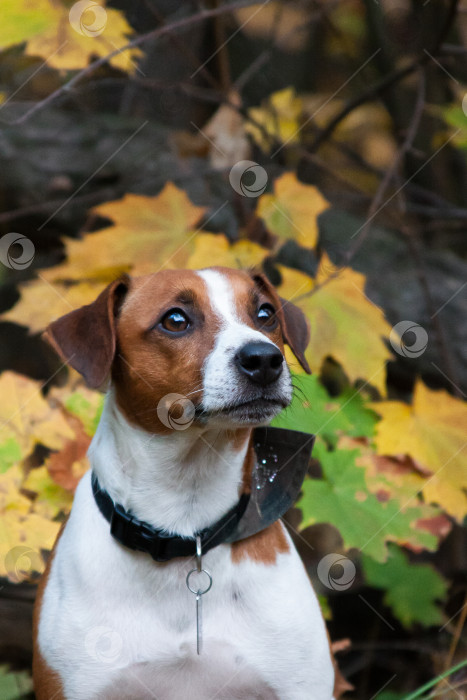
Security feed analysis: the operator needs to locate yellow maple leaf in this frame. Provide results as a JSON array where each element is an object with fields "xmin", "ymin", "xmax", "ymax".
[
  {"xmin": 1, "ymin": 184, "xmax": 208, "ymax": 332},
  {"xmin": 246, "ymin": 87, "xmax": 303, "ymax": 152},
  {"xmin": 0, "ymin": 465, "xmax": 31, "ymax": 516},
  {"xmin": 186, "ymin": 233, "xmax": 268, "ymax": 270},
  {"xmin": 0, "ymin": 463, "xmax": 62, "ymax": 581},
  {"xmin": 44, "ymin": 183, "xmax": 207, "ymax": 283},
  {"xmin": 0, "ymin": 512, "xmax": 60, "ymax": 581},
  {"xmin": 372, "ymin": 381, "xmax": 467, "ymax": 521},
  {"xmin": 256, "ymin": 172, "xmax": 329, "ymax": 249},
  {"xmin": 0, "ymin": 0, "xmax": 140, "ymax": 73},
  {"xmin": 23, "ymin": 466, "xmax": 73, "ymax": 520},
  {"xmin": 0, "ymin": 372, "xmax": 74, "ymax": 455},
  {"xmin": 277, "ymin": 258, "xmax": 392, "ymax": 394},
  {"xmin": 1, "ymin": 280, "xmax": 104, "ymax": 334}
]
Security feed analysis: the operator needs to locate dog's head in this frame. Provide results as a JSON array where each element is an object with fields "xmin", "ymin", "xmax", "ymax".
[{"xmin": 44, "ymin": 267, "xmax": 310, "ymax": 432}]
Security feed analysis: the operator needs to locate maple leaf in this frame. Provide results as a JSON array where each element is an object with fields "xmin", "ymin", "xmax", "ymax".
[
  {"xmin": 0, "ymin": 372, "xmax": 74, "ymax": 456},
  {"xmin": 0, "ymin": 666, "xmax": 33, "ymax": 697},
  {"xmin": 276, "ymin": 261, "xmax": 393, "ymax": 395},
  {"xmin": 362, "ymin": 545, "xmax": 448, "ymax": 628},
  {"xmin": 186, "ymin": 233, "xmax": 268, "ymax": 270},
  {"xmin": 23, "ymin": 466, "xmax": 73, "ymax": 519},
  {"xmin": 339, "ymin": 436, "xmax": 451, "ymax": 547},
  {"xmin": 45, "ymin": 184, "xmax": 207, "ymax": 284},
  {"xmin": 1, "ymin": 184, "xmax": 208, "ymax": 332},
  {"xmin": 1, "ymin": 0, "xmax": 140, "ymax": 72},
  {"xmin": 371, "ymin": 380, "xmax": 467, "ymax": 522},
  {"xmin": 246, "ymin": 87, "xmax": 303, "ymax": 152},
  {"xmin": 0, "ymin": 464, "xmax": 61, "ymax": 581},
  {"xmin": 257, "ymin": 172, "xmax": 329, "ymax": 249},
  {"xmin": 0, "ymin": 280, "xmax": 104, "ymax": 334},
  {"xmin": 0, "ymin": 511, "xmax": 60, "ymax": 580},
  {"xmin": 299, "ymin": 443, "xmax": 438, "ymax": 562},
  {"xmin": 272, "ymin": 373, "xmax": 378, "ymax": 447}
]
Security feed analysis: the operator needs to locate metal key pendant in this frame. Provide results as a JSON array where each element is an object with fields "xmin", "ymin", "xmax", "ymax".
[{"xmin": 186, "ymin": 536, "xmax": 212, "ymax": 655}]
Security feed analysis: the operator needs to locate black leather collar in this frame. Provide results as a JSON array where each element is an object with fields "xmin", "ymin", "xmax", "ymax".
[{"xmin": 92, "ymin": 427, "xmax": 315, "ymax": 562}]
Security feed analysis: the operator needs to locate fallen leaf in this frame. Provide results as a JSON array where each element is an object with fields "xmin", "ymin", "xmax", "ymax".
[
  {"xmin": 277, "ymin": 260, "xmax": 392, "ymax": 395},
  {"xmin": 0, "ymin": 280, "xmax": 104, "ymax": 334},
  {"xmin": 372, "ymin": 381, "xmax": 467, "ymax": 521},
  {"xmin": 300, "ymin": 444, "xmax": 438, "ymax": 562},
  {"xmin": 257, "ymin": 172, "xmax": 329, "ymax": 249},
  {"xmin": 246, "ymin": 87, "xmax": 303, "ymax": 152},
  {"xmin": 0, "ymin": 463, "xmax": 61, "ymax": 580},
  {"xmin": 186, "ymin": 233, "xmax": 268, "ymax": 271},
  {"xmin": 362, "ymin": 545, "xmax": 448, "ymax": 628},
  {"xmin": 0, "ymin": 372, "xmax": 74, "ymax": 455},
  {"xmin": 0, "ymin": 511, "xmax": 60, "ymax": 580},
  {"xmin": 23, "ymin": 466, "xmax": 73, "ymax": 519},
  {"xmin": 44, "ymin": 183, "xmax": 207, "ymax": 284},
  {"xmin": 272, "ymin": 373, "xmax": 378, "ymax": 446},
  {"xmin": 1, "ymin": 0, "xmax": 141, "ymax": 72},
  {"xmin": 1, "ymin": 184, "xmax": 208, "ymax": 332}
]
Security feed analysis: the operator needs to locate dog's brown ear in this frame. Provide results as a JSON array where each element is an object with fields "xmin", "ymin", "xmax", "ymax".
[
  {"xmin": 252, "ymin": 272, "xmax": 311, "ymax": 374},
  {"xmin": 43, "ymin": 276, "xmax": 130, "ymax": 389}
]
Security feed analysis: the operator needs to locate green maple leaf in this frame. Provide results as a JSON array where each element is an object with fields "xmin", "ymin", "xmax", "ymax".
[
  {"xmin": 272, "ymin": 374, "xmax": 378, "ymax": 446},
  {"xmin": 64, "ymin": 391, "xmax": 104, "ymax": 437},
  {"xmin": 0, "ymin": 439, "xmax": 22, "ymax": 474},
  {"xmin": 362, "ymin": 545, "xmax": 448, "ymax": 627},
  {"xmin": 299, "ymin": 444, "xmax": 438, "ymax": 562}
]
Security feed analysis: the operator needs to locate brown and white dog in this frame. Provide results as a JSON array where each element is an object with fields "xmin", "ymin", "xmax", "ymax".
[{"xmin": 33, "ymin": 267, "xmax": 335, "ymax": 699}]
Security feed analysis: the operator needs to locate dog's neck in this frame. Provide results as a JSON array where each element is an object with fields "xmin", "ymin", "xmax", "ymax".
[{"xmin": 88, "ymin": 389, "xmax": 251, "ymax": 537}]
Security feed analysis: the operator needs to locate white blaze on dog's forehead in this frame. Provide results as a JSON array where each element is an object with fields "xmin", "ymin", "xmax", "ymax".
[{"xmin": 196, "ymin": 269, "xmax": 240, "ymax": 325}]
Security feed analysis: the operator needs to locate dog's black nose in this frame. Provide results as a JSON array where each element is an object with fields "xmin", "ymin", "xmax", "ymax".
[{"xmin": 235, "ymin": 342, "xmax": 283, "ymax": 386}]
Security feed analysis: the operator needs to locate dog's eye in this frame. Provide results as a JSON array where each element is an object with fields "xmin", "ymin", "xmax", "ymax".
[
  {"xmin": 257, "ymin": 303, "xmax": 277, "ymax": 327},
  {"xmin": 161, "ymin": 309, "xmax": 189, "ymax": 333}
]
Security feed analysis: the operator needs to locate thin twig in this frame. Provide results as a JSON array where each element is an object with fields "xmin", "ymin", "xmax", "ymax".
[
  {"xmin": 309, "ymin": 0, "xmax": 460, "ymax": 152},
  {"xmin": 444, "ymin": 591, "xmax": 467, "ymax": 671},
  {"xmin": 344, "ymin": 68, "xmax": 427, "ymax": 264}
]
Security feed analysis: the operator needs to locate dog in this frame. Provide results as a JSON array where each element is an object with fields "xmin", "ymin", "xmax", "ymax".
[{"xmin": 33, "ymin": 267, "xmax": 336, "ymax": 699}]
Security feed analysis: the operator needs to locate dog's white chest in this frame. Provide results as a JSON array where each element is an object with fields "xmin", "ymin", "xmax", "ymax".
[{"xmin": 38, "ymin": 473, "xmax": 334, "ymax": 700}]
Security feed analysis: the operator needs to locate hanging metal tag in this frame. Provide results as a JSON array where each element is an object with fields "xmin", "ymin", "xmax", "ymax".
[{"xmin": 186, "ymin": 535, "xmax": 212, "ymax": 654}]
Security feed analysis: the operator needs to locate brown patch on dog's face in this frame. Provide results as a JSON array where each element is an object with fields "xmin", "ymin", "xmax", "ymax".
[{"xmin": 112, "ymin": 270, "xmax": 216, "ymax": 434}]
